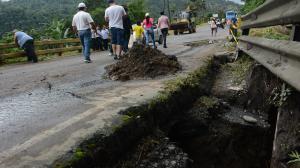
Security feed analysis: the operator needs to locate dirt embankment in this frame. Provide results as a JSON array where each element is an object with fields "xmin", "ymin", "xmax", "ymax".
[{"xmin": 105, "ymin": 45, "xmax": 181, "ymax": 81}]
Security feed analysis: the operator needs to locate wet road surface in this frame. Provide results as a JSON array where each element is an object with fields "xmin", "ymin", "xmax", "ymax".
[{"xmin": 0, "ymin": 25, "xmax": 227, "ymax": 167}]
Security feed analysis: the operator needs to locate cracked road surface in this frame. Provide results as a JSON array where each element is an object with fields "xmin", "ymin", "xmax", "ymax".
[{"xmin": 0, "ymin": 25, "xmax": 227, "ymax": 167}]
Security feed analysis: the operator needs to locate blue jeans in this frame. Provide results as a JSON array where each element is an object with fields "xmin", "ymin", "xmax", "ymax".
[
  {"xmin": 79, "ymin": 29, "xmax": 91, "ymax": 61},
  {"xmin": 145, "ymin": 27, "xmax": 156, "ymax": 47}
]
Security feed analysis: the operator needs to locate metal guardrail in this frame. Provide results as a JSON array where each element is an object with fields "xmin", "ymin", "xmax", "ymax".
[
  {"xmin": 241, "ymin": 0, "xmax": 300, "ymax": 30},
  {"xmin": 238, "ymin": 0, "xmax": 300, "ymax": 91},
  {"xmin": 0, "ymin": 38, "xmax": 81, "ymax": 60},
  {"xmin": 239, "ymin": 36, "xmax": 300, "ymax": 90}
]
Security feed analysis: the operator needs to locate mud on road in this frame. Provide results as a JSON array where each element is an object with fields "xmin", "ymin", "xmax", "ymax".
[{"xmin": 105, "ymin": 45, "xmax": 181, "ymax": 81}]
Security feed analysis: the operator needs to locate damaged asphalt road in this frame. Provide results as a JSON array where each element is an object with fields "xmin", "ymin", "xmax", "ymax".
[{"xmin": 0, "ymin": 25, "xmax": 227, "ymax": 167}]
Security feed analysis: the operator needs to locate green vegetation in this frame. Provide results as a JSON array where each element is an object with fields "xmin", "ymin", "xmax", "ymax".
[
  {"xmin": 223, "ymin": 55, "xmax": 253, "ymax": 85},
  {"xmin": 127, "ymin": 0, "xmax": 146, "ymax": 23},
  {"xmin": 0, "ymin": 0, "xmax": 241, "ymax": 40},
  {"xmin": 250, "ymin": 26, "xmax": 290, "ymax": 40},
  {"xmin": 0, "ymin": 0, "xmax": 81, "ymax": 37},
  {"xmin": 198, "ymin": 96, "xmax": 218, "ymax": 109},
  {"xmin": 288, "ymin": 151, "xmax": 300, "ymax": 164},
  {"xmin": 240, "ymin": 0, "xmax": 265, "ymax": 14},
  {"xmin": 269, "ymin": 84, "xmax": 292, "ymax": 108}
]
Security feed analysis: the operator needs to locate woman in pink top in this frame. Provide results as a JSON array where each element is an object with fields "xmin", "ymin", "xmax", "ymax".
[
  {"xmin": 158, "ymin": 11, "xmax": 170, "ymax": 48},
  {"xmin": 143, "ymin": 13, "xmax": 156, "ymax": 48}
]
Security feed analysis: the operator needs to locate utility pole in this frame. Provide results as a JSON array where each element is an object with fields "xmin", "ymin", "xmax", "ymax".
[{"xmin": 167, "ymin": 0, "xmax": 171, "ymax": 21}]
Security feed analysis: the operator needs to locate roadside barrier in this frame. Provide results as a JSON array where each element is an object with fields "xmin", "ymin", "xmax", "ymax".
[
  {"xmin": 238, "ymin": 0, "xmax": 300, "ymax": 91},
  {"xmin": 0, "ymin": 38, "xmax": 81, "ymax": 60}
]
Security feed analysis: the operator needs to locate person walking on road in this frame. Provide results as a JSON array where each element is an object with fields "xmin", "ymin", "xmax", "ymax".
[
  {"xmin": 105, "ymin": 0, "xmax": 126, "ymax": 60},
  {"xmin": 143, "ymin": 13, "xmax": 156, "ymax": 48},
  {"xmin": 210, "ymin": 17, "xmax": 218, "ymax": 37},
  {"xmin": 13, "ymin": 30, "xmax": 38, "ymax": 63},
  {"xmin": 158, "ymin": 11, "xmax": 170, "ymax": 48},
  {"xmin": 72, "ymin": 2, "xmax": 96, "ymax": 63},
  {"xmin": 122, "ymin": 5, "xmax": 132, "ymax": 53}
]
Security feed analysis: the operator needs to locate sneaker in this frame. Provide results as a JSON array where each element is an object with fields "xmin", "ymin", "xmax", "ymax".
[
  {"xmin": 84, "ymin": 60, "xmax": 92, "ymax": 63},
  {"xmin": 113, "ymin": 55, "xmax": 118, "ymax": 60},
  {"xmin": 163, "ymin": 46, "xmax": 167, "ymax": 48},
  {"xmin": 109, "ymin": 53, "xmax": 113, "ymax": 56}
]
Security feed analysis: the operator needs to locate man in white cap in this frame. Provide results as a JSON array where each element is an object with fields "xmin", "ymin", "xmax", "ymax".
[
  {"xmin": 72, "ymin": 2, "xmax": 96, "ymax": 63},
  {"xmin": 105, "ymin": 0, "xmax": 126, "ymax": 60}
]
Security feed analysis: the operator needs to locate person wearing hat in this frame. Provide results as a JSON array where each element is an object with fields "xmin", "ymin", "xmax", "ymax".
[
  {"xmin": 105, "ymin": 0, "xmax": 126, "ymax": 60},
  {"xmin": 142, "ymin": 13, "xmax": 156, "ymax": 48},
  {"xmin": 13, "ymin": 30, "xmax": 38, "ymax": 63},
  {"xmin": 72, "ymin": 2, "xmax": 96, "ymax": 63},
  {"xmin": 158, "ymin": 11, "xmax": 170, "ymax": 48}
]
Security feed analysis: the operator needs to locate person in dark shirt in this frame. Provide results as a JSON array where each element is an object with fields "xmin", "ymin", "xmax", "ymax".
[{"xmin": 122, "ymin": 5, "xmax": 132, "ymax": 53}]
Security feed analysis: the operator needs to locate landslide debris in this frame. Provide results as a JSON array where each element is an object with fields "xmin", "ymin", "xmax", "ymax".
[{"xmin": 105, "ymin": 45, "xmax": 181, "ymax": 81}]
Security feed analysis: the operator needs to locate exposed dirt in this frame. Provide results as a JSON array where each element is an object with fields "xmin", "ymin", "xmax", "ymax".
[
  {"xmin": 114, "ymin": 131, "xmax": 192, "ymax": 168},
  {"xmin": 105, "ymin": 45, "xmax": 181, "ymax": 81}
]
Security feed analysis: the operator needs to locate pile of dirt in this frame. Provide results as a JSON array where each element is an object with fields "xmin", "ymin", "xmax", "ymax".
[{"xmin": 105, "ymin": 45, "xmax": 181, "ymax": 81}]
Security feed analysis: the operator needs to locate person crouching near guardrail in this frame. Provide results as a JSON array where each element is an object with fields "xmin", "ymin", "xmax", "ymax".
[
  {"xmin": 13, "ymin": 30, "xmax": 38, "ymax": 63},
  {"xmin": 72, "ymin": 2, "xmax": 97, "ymax": 63}
]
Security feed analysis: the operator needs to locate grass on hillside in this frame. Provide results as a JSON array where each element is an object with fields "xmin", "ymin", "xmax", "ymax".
[{"xmin": 249, "ymin": 26, "xmax": 290, "ymax": 40}]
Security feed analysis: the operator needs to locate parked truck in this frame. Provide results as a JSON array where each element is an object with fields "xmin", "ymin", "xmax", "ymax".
[{"xmin": 170, "ymin": 9, "xmax": 196, "ymax": 35}]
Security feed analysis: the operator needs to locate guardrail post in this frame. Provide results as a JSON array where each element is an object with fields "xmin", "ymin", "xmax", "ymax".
[
  {"xmin": 290, "ymin": 25, "xmax": 300, "ymax": 42},
  {"xmin": 58, "ymin": 44, "xmax": 64, "ymax": 56},
  {"xmin": 237, "ymin": 29, "xmax": 250, "ymax": 58},
  {"xmin": 0, "ymin": 52, "xmax": 3, "ymax": 64}
]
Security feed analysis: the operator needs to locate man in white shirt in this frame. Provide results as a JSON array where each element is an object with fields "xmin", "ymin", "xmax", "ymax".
[
  {"xmin": 105, "ymin": 0, "xmax": 126, "ymax": 60},
  {"xmin": 72, "ymin": 2, "xmax": 96, "ymax": 63}
]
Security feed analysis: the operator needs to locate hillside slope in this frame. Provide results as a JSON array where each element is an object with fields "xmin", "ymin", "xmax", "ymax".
[
  {"xmin": 0, "ymin": 0, "xmax": 240, "ymax": 37},
  {"xmin": 0, "ymin": 0, "xmax": 81, "ymax": 36}
]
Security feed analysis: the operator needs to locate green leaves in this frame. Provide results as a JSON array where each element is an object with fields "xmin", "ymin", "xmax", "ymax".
[
  {"xmin": 288, "ymin": 151, "xmax": 300, "ymax": 164},
  {"xmin": 128, "ymin": 0, "xmax": 146, "ymax": 23},
  {"xmin": 241, "ymin": 0, "xmax": 265, "ymax": 14},
  {"xmin": 0, "ymin": 0, "xmax": 81, "ymax": 37}
]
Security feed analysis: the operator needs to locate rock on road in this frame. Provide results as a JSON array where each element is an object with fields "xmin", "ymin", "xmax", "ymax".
[{"xmin": 0, "ymin": 25, "xmax": 227, "ymax": 167}]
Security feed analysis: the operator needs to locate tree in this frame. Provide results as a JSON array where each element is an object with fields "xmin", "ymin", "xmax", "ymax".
[
  {"xmin": 127, "ymin": 0, "xmax": 146, "ymax": 23},
  {"xmin": 84, "ymin": 0, "xmax": 107, "ymax": 26},
  {"xmin": 240, "ymin": 0, "xmax": 265, "ymax": 14}
]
